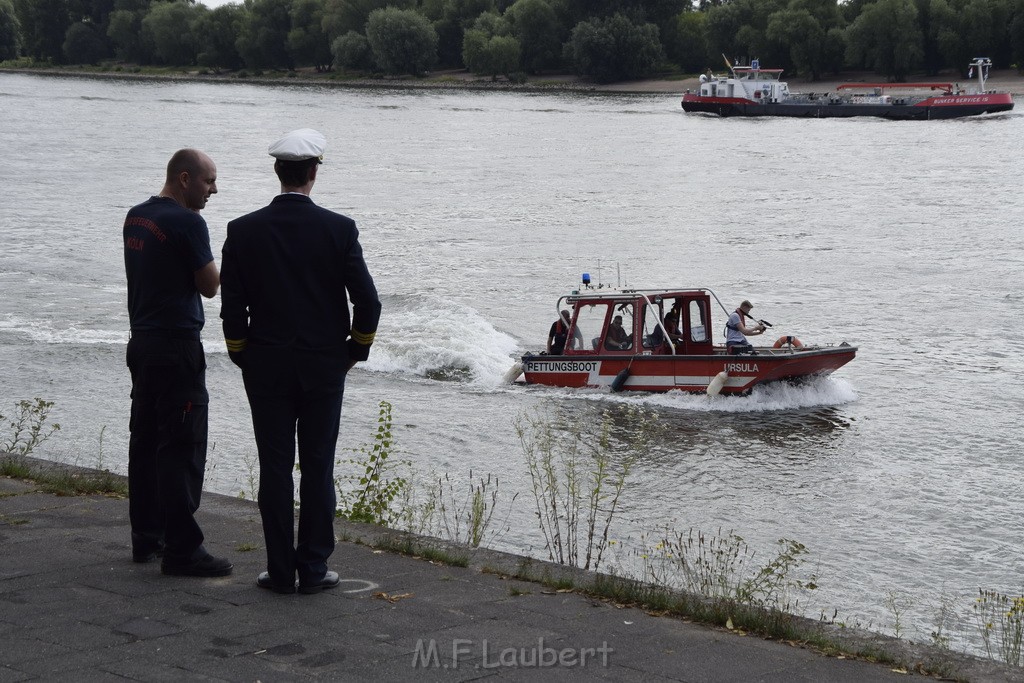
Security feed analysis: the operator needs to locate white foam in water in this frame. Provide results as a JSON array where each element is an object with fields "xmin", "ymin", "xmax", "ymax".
[
  {"xmin": 548, "ymin": 376, "xmax": 858, "ymax": 413},
  {"xmin": 362, "ymin": 295, "xmax": 519, "ymax": 386},
  {"xmin": 0, "ymin": 315, "xmax": 127, "ymax": 345}
]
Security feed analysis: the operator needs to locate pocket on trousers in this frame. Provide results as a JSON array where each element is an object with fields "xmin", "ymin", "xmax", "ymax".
[{"xmin": 169, "ymin": 392, "xmax": 209, "ymax": 446}]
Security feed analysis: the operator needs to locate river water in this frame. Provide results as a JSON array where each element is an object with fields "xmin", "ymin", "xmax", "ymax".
[{"xmin": 1, "ymin": 72, "xmax": 1022, "ymax": 650}]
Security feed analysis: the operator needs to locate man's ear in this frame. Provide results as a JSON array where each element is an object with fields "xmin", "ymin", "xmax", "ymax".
[
  {"xmin": 177, "ymin": 170, "xmax": 191, "ymax": 188},
  {"xmin": 308, "ymin": 164, "xmax": 319, "ymax": 183}
]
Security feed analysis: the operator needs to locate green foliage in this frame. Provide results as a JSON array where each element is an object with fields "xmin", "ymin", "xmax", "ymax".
[
  {"xmin": 12, "ymin": 0, "xmax": 72, "ymax": 63},
  {"xmin": 106, "ymin": 8, "xmax": 151, "ymax": 64},
  {"xmin": 61, "ymin": 21, "xmax": 106, "ymax": 65},
  {"xmin": 517, "ymin": 404, "xmax": 657, "ymax": 571},
  {"xmin": 323, "ymin": 0, "xmax": 416, "ymax": 39},
  {"xmin": 663, "ymin": 10, "xmax": 709, "ymax": 73},
  {"xmin": 0, "ymin": 0, "xmax": 20, "ymax": 60},
  {"xmin": 141, "ymin": 1, "xmax": 200, "ymax": 66},
  {"xmin": 463, "ymin": 30, "xmax": 520, "ymax": 77},
  {"xmin": 504, "ymin": 0, "xmax": 561, "ymax": 72},
  {"xmin": 974, "ymin": 589, "xmax": 1024, "ymax": 667},
  {"xmin": 288, "ymin": 0, "xmax": 331, "ymax": 71},
  {"xmin": 365, "ymin": 6, "xmax": 438, "ymax": 75},
  {"xmin": 1, "ymin": 398, "xmax": 61, "ymax": 457},
  {"xmin": 194, "ymin": 5, "xmax": 245, "ymax": 71},
  {"xmin": 335, "ymin": 400, "xmax": 410, "ymax": 526},
  {"xmin": 706, "ymin": 0, "xmax": 790, "ymax": 68},
  {"xmin": 235, "ymin": 0, "xmax": 292, "ymax": 70},
  {"xmin": 331, "ymin": 30, "xmax": 374, "ymax": 71},
  {"xmin": 4, "ymin": 0, "xmax": 1022, "ymax": 78},
  {"xmin": 845, "ymin": 0, "xmax": 924, "ymax": 80},
  {"xmin": 767, "ymin": 8, "xmax": 826, "ymax": 79},
  {"xmin": 564, "ymin": 12, "xmax": 664, "ymax": 83}
]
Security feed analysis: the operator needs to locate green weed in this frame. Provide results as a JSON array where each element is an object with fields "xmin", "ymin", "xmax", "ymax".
[
  {"xmin": 335, "ymin": 401, "xmax": 410, "ymax": 526},
  {"xmin": 1, "ymin": 398, "xmax": 61, "ymax": 457},
  {"xmin": 974, "ymin": 588, "xmax": 1024, "ymax": 666}
]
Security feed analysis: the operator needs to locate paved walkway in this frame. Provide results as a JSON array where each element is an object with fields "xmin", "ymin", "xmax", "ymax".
[{"xmin": 0, "ymin": 465, "xmax": 1018, "ymax": 682}]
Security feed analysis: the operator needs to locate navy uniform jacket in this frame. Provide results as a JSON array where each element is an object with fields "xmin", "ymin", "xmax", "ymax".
[{"xmin": 220, "ymin": 194, "xmax": 381, "ymax": 390}]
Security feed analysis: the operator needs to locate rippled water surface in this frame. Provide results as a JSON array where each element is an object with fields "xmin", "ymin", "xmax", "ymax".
[{"xmin": 1, "ymin": 73, "xmax": 1022, "ymax": 647}]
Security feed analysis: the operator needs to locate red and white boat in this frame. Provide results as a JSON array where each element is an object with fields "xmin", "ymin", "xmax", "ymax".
[
  {"xmin": 515, "ymin": 281, "xmax": 856, "ymax": 395},
  {"xmin": 681, "ymin": 57, "xmax": 1013, "ymax": 120}
]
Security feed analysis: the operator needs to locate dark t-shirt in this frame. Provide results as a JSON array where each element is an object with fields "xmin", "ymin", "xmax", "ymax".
[{"xmin": 123, "ymin": 196, "xmax": 214, "ymax": 335}]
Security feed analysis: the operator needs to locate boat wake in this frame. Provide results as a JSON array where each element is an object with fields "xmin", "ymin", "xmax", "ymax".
[
  {"xmin": 539, "ymin": 376, "xmax": 858, "ymax": 413},
  {"xmin": 0, "ymin": 314, "xmax": 127, "ymax": 345},
  {"xmin": 363, "ymin": 294, "xmax": 519, "ymax": 386}
]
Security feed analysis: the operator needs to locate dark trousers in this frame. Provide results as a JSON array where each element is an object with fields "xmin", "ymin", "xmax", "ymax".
[
  {"xmin": 126, "ymin": 335, "xmax": 208, "ymax": 562},
  {"xmin": 243, "ymin": 354, "xmax": 345, "ymax": 586}
]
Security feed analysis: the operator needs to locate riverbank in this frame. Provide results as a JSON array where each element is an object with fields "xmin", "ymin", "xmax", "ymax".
[
  {"xmin": 4, "ymin": 63, "xmax": 1023, "ymax": 96},
  {"xmin": 2, "ymin": 453, "xmax": 1022, "ymax": 681}
]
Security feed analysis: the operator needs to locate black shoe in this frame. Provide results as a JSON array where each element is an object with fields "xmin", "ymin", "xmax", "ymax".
[
  {"xmin": 132, "ymin": 546, "xmax": 165, "ymax": 563},
  {"xmin": 257, "ymin": 572, "xmax": 297, "ymax": 594},
  {"xmin": 161, "ymin": 553, "xmax": 233, "ymax": 577},
  {"xmin": 298, "ymin": 570, "xmax": 340, "ymax": 595}
]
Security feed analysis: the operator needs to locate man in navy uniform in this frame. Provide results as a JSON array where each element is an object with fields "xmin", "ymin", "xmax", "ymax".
[
  {"xmin": 123, "ymin": 148, "xmax": 233, "ymax": 577},
  {"xmin": 220, "ymin": 129, "xmax": 381, "ymax": 595}
]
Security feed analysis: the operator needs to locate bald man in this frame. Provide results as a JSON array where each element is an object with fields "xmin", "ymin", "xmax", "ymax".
[{"xmin": 123, "ymin": 148, "xmax": 231, "ymax": 577}]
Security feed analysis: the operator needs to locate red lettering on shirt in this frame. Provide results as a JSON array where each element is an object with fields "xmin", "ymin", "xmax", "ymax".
[
  {"xmin": 125, "ymin": 236, "xmax": 145, "ymax": 251},
  {"xmin": 124, "ymin": 216, "xmax": 167, "ymax": 243}
]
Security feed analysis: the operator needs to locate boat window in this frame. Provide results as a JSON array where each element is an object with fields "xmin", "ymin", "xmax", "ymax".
[
  {"xmin": 574, "ymin": 304, "xmax": 608, "ymax": 352},
  {"xmin": 604, "ymin": 303, "xmax": 634, "ymax": 352},
  {"xmin": 689, "ymin": 299, "xmax": 708, "ymax": 343},
  {"xmin": 642, "ymin": 304, "xmax": 663, "ymax": 349},
  {"xmin": 643, "ymin": 303, "xmax": 659, "ymax": 348}
]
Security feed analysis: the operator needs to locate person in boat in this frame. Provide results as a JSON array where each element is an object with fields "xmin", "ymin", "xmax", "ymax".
[
  {"xmin": 547, "ymin": 309, "xmax": 580, "ymax": 354},
  {"xmin": 605, "ymin": 315, "xmax": 631, "ymax": 350},
  {"xmin": 664, "ymin": 306, "xmax": 683, "ymax": 345},
  {"xmin": 725, "ymin": 300, "xmax": 766, "ymax": 355},
  {"xmin": 647, "ymin": 308, "xmax": 682, "ymax": 352}
]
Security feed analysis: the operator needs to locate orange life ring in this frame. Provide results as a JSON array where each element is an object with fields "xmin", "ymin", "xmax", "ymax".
[{"xmin": 773, "ymin": 335, "xmax": 803, "ymax": 349}]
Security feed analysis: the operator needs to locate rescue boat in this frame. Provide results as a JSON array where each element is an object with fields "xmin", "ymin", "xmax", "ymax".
[
  {"xmin": 681, "ymin": 57, "xmax": 1013, "ymax": 120},
  {"xmin": 513, "ymin": 281, "xmax": 856, "ymax": 396}
]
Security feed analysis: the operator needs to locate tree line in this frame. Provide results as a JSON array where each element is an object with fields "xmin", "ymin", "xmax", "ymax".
[{"xmin": 1, "ymin": 0, "xmax": 1023, "ymax": 84}]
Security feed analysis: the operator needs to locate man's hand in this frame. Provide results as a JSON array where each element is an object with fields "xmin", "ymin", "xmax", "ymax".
[{"xmin": 228, "ymin": 350, "xmax": 246, "ymax": 369}]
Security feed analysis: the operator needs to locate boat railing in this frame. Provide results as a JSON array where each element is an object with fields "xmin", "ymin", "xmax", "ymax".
[{"xmin": 836, "ymin": 82, "xmax": 952, "ymax": 93}]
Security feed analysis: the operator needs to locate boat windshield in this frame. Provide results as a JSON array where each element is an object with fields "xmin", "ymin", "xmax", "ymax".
[
  {"xmin": 603, "ymin": 303, "xmax": 635, "ymax": 352},
  {"xmin": 642, "ymin": 303, "xmax": 663, "ymax": 349},
  {"xmin": 571, "ymin": 301, "xmax": 637, "ymax": 353},
  {"xmin": 689, "ymin": 299, "xmax": 708, "ymax": 342}
]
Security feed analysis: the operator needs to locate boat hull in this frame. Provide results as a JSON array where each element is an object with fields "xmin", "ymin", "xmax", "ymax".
[
  {"xmin": 521, "ymin": 346, "xmax": 857, "ymax": 394},
  {"xmin": 681, "ymin": 93, "xmax": 1014, "ymax": 119}
]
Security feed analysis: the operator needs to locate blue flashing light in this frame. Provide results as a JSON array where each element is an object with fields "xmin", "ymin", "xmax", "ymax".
[{"xmin": 582, "ymin": 273, "xmax": 591, "ymax": 286}]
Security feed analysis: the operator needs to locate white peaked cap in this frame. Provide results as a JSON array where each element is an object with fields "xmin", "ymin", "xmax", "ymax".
[{"xmin": 268, "ymin": 128, "xmax": 327, "ymax": 161}]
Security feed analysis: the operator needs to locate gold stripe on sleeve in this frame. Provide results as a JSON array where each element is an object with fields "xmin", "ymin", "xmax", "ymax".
[{"xmin": 350, "ymin": 329, "xmax": 376, "ymax": 345}]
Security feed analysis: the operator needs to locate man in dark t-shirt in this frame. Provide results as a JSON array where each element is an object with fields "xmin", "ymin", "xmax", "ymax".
[{"xmin": 123, "ymin": 148, "xmax": 231, "ymax": 577}]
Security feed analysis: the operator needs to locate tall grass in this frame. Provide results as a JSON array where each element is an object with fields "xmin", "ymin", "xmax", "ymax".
[{"xmin": 515, "ymin": 404, "xmax": 658, "ymax": 571}]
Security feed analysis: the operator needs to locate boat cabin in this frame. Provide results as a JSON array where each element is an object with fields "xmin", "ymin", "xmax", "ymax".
[
  {"xmin": 698, "ymin": 66, "xmax": 790, "ymax": 103},
  {"xmin": 557, "ymin": 288, "xmax": 715, "ymax": 357}
]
